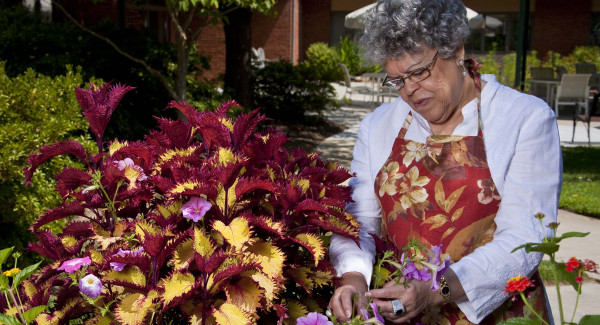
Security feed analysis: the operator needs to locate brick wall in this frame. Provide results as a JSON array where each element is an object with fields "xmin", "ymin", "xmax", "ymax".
[
  {"xmin": 299, "ymin": 0, "xmax": 331, "ymax": 61},
  {"xmin": 532, "ymin": 0, "xmax": 591, "ymax": 56}
]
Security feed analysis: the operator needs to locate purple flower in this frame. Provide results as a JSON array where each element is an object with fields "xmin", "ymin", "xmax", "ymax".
[
  {"xmin": 431, "ymin": 257, "xmax": 452, "ymax": 291},
  {"xmin": 370, "ymin": 302, "xmax": 385, "ymax": 324},
  {"xmin": 296, "ymin": 312, "xmax": 333, "ymax": 325},
  {"xmin": 360, "ymin": 308, "xmax": 370, "ymax": 321},
  {"xmin": 79, "ymin": 274, "xmax": 102, "ymax": 298},
  {"xmin": 57, "ymin": 257, "xmax": 91, "ymax": 273},
  {"xmin": 115, "ymin": 158, "xmax": 147, "ymax": 181},
  {"xmin": 402, "ymin": 261, "xmax": 431, "ymax": 282},
  {"xmin": 181, "ymin": 197, "xmax": 212, "ymax": 222},
  {"xmin": 110, "ymin": 247, "xmax": 144, "ymax": 271}
]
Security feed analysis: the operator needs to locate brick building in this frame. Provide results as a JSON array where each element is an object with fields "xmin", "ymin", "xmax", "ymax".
[{"xmin": 55, "ymin": 0, "xmax": 600, "ymax": 79}]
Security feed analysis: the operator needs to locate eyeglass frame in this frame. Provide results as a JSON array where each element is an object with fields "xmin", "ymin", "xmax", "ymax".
[{"xmin": 381, "ymin": 51, "xmax": 439, "ymax": 91}]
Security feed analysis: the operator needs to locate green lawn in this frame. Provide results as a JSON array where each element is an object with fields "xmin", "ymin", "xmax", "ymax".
[{"xmin": 559, "ymin": 146, "xmax": 600, "ymax": 219}]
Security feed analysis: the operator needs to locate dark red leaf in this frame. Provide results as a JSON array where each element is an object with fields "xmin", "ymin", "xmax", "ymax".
[
  {"xmin": 31, "ymin": 201, "xmax": 86, "ymax": 230},
  {"xmin": 24, "ymin": 140, "xmax": 89, "ymax": 186},
  {"xmin": 56, "ymin": 167, "xmax": 92, "ymax": 198}
]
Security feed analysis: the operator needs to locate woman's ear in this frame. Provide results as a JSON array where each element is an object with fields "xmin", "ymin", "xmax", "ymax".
[{"xmin": 455, "ymin": 44, "xmax": 465, "ymax": 64}]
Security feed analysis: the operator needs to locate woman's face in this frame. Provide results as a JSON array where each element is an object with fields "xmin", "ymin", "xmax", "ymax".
[{"xmin": 384, "ymin": 47, "xmax": 472, "ymax": 127}]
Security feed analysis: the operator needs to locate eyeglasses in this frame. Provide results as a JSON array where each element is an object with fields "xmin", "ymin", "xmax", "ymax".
[{"xmin": 382, "ymin": 51, "xmax": 439, "ymax": 91}]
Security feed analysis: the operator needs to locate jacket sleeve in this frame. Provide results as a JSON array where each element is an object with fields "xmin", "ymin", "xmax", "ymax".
[{"xmin": 452, "ymin": 94, "xmax": 562, "ymax": 323}]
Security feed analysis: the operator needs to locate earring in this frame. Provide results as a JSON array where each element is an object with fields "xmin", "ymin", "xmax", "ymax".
[{"xmin": 458, "ymin": 59, "xmax": 468, "ymax": 77}]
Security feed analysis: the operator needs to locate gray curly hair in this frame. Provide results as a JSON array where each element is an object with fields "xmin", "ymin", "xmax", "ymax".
[{"xmin": 361, "ymin": 0, "xmax": 470, "ymax": 65}]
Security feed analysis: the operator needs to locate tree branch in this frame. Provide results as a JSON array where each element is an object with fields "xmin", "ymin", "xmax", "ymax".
[{"xmin": 51, "ymin": 0, "xmax": 179, "ymax": 100}]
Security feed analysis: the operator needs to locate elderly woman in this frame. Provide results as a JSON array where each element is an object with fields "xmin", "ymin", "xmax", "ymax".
[{"xmin": 328, "ymin": 0, "xmax": 562, "ymax": 324}]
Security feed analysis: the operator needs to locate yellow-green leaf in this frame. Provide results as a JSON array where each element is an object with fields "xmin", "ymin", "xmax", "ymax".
[
  {"xmin": 225, "ymin": 278, "xmax": 263, "ymax": 312},
  {"xmin": 61, "ymin": 236, "xmax": 78, "ymax": 251},
  {"xmin": 115, "ymin": 290, "xmax": 158, "ymax": 325},
  {"xmin": 104, "ymin": 266, "xmax": 147, "ymax": 287},
  {"xmin": 135, "ymin": 221, "xmax": 160, "ymax": 242},
  {"xmin": 217, "ymin": 147, "xmax": 235, "ymax": 164},
  {"xmin": 158, "ymin": 201, "xmax": 183, "ymax": 219},
  {"xmin": 108, "ymin": 141, "xmax": 128, "ymax": 155},
  {"xmin": 173, "ymin": 238, "xmax": 194, "ymax": 270},
  {"xmin": 294, "ymin": 233, "xmax": 324, "ymax": 266},
  {"xmin": 213, "ymin": 217, "xmax": 252, "ymax": 250},
  {"xmin": 161, "ymin": 272, "xmax": 195, "ymax": 307},
  {"xmin": 212, "ymin": 303, "xmax": 252, "ymax": 325},
  {"xmin": 194, "ymin": 227, "xmax": 215, "ymax": 259},
  {"xmin": 247, "ymin": 240, "xmax": 285, "ymax": 278},
  {"xmin": 284, "ymin": 299, "xmax": 308, "ymax": 325},
  {"xmin": 246, "ymin": 271, "xmax": 279, "ymax": 303}
]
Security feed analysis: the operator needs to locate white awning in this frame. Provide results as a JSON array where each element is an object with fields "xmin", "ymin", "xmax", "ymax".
[{"xmin": 344, "ymin": 3, "xmax": 502, "ymax": 30}]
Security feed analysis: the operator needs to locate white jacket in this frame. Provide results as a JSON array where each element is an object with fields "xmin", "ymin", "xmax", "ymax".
[{"xmin": 329, "ymin": 74, "xmax": 562, "ymax": 323}]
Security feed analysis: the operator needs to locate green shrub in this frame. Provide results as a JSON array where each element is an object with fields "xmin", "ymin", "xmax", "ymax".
[
  {"xmin": 0, "ymin": 63, "xmax": 96, "ymax": 258},
  {"xmin": 337, "ymin": 36, "xmax": 381, "ymax": 76},
  {"xmin": 303, "ymin": 42, "xmax": 344, "ymax": 83},
  {"xmin": 253, "ymin": 60, "xmax": 339, "ymax": 122}
]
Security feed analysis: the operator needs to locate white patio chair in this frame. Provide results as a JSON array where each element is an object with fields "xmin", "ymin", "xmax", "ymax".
[
  {"xmin": 338, "ymin": 63, "xmax": 374, "ymax": 102},
  {"xmin": 554, "ymin": 74, "xmax": 591, "ymax": 117}
]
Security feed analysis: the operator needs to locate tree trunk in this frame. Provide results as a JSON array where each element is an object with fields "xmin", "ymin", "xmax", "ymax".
[{"xmin": 223, "ymin": 7, "xmax": 253, "ymax": 109}]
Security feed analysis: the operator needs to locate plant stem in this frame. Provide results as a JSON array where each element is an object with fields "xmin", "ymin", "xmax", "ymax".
[
  {"xmin": 570, "ymin": 271, "xmax": 583, "ymax": 324},
  {"xmin": 550, "ymin": 255, "xmax": 565, "ymax": 324},
  {"xmin": 519, "ymin": 292, "xmax": 549, "ymax": 325},
  {"xmin": 7, "ymin": 290, "xmax": 27, "ymax": 324}
]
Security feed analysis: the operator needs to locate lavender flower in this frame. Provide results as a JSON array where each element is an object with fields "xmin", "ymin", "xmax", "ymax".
[
  {"xmin": 181, "ymin": 197, "xmax": 212, "ymax": 222},
  {"xmin": 79, "ymin": 274, "xmax": 102, "ymax": 298},
  {"xmin": 296, "ymin": 312, "xmax": 333, "ymax": 325},
  {"xmin": 57, "ymin": 256, "xmax": 91, "ymax": 273},
  {"xmin": 110, "ymin": 247, "xmax": 144, "ymax": 271},
  {"xmin": 370, "ymin": 302, "xmax": 385, "ymax": 323}
]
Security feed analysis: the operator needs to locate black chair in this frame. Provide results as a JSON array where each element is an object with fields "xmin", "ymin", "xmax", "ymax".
[{"xmin": 572, "ymin": 92, "xmax": 600, "ymax": 146}]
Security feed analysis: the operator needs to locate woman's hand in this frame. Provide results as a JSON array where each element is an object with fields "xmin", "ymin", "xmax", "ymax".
[
  {"xmin": 366, "ymin": 277, "xmax": 438, "ymax": 324},
  {"xmin": 328, "ymin": 272, "xmax": 369, "ymax": 322}
]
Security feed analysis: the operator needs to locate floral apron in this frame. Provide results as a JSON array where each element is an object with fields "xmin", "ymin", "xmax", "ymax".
[{"xmin": 373, "ymin": 83, "xmax": 548, "ymax": 324}]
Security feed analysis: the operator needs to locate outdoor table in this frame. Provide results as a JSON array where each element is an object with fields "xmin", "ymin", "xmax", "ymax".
[{"xmin": 530, "ymin": 78, "xmax": 560, "ymax": 108}]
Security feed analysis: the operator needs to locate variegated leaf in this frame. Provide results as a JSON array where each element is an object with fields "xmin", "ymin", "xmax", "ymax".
[
  {"xmin": 172, "ymin": 238, "xmax": 194, "ymax": 270},
  {"xmin": 212, "ymin": 303, "xmax": 252, "ymax": 325},
  {"xmin": 213, "ymin": 217, "xmax": 252, "ymax": 250},
  {"xmin": 247, "ymin": 240, "xmax": 285, "ymax": 278},
  {"xmin": 194, "ymin": 227, "xmax": 215, "ymax": 259},
  {"xmin": 225, "ymin": 278, "xmax": 263, "ymax": 312},
  {"xmin": 293, "ymin": 233, "xmax": 324, "ymax": 266},
  {"xmin": 161, "ymin": 272, "xmax": 195, "ymax": 308},
  {"xmin": 246, "ymin": 271, "xmax": 278, "ymax": 303},
  {"xmin": 115, "ymin": 290, "xmax": 158, "ymax": 325},
  {"xmin": 284, "ymin": 299, "xmax": 308, "ymax": 325},
  {"xmin": 104, "ymin": 266, "xmax": 147, "ymax": 287}
]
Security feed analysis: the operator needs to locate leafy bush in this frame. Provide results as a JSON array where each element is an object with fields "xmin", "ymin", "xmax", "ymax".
[
  {"xmin": 16, "ymin": 81, "xmax": 359, "ymax": 324},
  {"xmin": 0, "ymin": 63, "xmax": 96, "ymax": 259},
  {"xmin": 303, "ymin": 42, "xmax": 344, "ymax": 83},
  {"xmin": 337, "ymin": 36, "xmax": 381, "ymax": 76},
  {"xmin": 253, "ymin": 60, "xmax": 340, "ymax": 122}
]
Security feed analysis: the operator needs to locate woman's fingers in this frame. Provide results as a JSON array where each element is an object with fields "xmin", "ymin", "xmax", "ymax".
[{"xmin": 329, "ymin": 285, "xmax": 358, "ymax": 321}]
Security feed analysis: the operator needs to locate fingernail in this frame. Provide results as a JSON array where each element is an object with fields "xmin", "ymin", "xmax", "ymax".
[
  {"xmin": 346, "ymin": 310, "xmax": 352, "ymax": 318},
  {"xmin": 364, "ymin": 292, "xmax": 371, "ymax": 297}
]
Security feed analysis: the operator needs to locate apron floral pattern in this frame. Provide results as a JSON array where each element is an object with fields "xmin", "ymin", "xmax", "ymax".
[{"xmin": 373, "ymin": 92, "xmax": 548, "ymax": 324}]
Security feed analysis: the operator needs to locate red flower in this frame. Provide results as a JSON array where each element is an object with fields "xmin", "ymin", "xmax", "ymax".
[
  {"xmin": 576, "ymin": 276, "xmax": 583, "ymax": 284},
  {"xmin": 583, "ymin": 259, "xmax": 598, "ymax": 273},
  {"xmin": 504, "ymin": 275, "xmax": 535, "ymax": 298},
  {"xmin": 566, "ymin": 257, "xmax": 581, "ymax": 272}
]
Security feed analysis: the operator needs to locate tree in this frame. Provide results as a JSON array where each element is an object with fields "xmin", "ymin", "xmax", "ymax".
[{"xmin": 52, "ymin": 0, "xmax": 275, "ymax": 105}]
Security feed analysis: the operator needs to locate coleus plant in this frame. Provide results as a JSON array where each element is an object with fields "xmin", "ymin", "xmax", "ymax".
[{"xmin": 13, "ymin": 81, "xmax": 360, "ymax": 324}]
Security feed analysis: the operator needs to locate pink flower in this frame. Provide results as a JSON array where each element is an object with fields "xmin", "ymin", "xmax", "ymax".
[
  {"xmin": 79, "ymin": 274, "xmax": 102, "ymax": 298},
  {"xmin": 57, "ymin": 257, "xmax": 91, "ymax": 273},
  {"xmin": 181, "ymin": 197, "xmax": 212, "ymax": 222},
  {"xmin": 576, "ymin": 276, "xmax": 583, "ymax": 284},
  {"xmin": 110, "ymin": 247, "xmax": 144, "ymax": 271},
  {"xmin": 296, "ymin": 312, "xmax": 333, "ymax": 325}
]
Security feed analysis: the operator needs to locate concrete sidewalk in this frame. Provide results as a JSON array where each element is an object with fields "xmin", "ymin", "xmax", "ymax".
[{"xmin": 316, "ymin": 88, "xmax": 600, "ymax": 322}]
